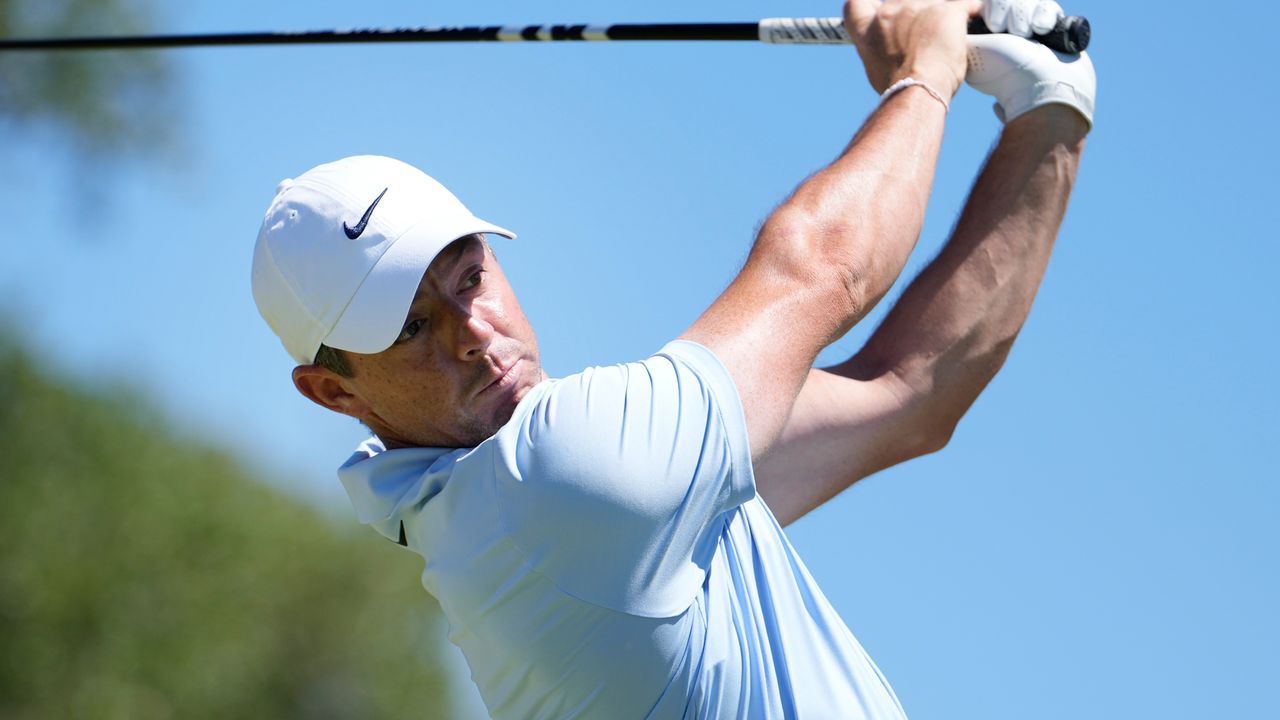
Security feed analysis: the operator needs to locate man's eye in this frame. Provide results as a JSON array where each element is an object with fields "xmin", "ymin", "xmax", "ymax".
[
  {"xmin": 397, "ymin": 318, "xmax": 425, "ymax": 344},
  {"xmin": 463, "ymin": 270, "xmax": 484, "ymax": 289}
]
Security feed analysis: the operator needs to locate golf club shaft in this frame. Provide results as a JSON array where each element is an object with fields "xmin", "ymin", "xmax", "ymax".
[{"xmin": 0, "ymin": 17, "xmax": 1090, "ymax": 54}]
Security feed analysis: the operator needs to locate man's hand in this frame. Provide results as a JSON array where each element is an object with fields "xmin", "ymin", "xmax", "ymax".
[
  {"xmin": 967, "ymin": 30, "xmax": 1097, "ymax": 127},
  {"xmin": 844, "ymin": 0, "xmax": 983, "ymax": 97}
]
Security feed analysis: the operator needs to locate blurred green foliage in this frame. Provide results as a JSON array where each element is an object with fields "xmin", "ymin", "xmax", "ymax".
[
  {"xmin": 0, "ymin": 0, "xmax": 176, "ymax": 159},
  {"xmin": 0, "ymin": 333, "xmax": 454, "ymax": 719}
]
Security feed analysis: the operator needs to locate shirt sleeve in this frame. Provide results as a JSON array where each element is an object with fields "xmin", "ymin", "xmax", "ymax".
[{"xmin": 494, "ymin": 339, "xmax": 756, "ymax": 618}]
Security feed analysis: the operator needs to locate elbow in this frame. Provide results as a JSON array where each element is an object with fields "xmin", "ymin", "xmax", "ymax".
[
  {"xmin": 917, "ymin": 422, "xmax": 956, "ymax": 457},
  {"xmin": 903, "ymin": 339, "xmax": 1018, "ymax": 458},
  {"xmin": 756, "ymin": 210, "xmax": 872, "ymax": 324},
  {"xmin": 875, "ymin": 417, "xmax": 954, "ymax": 473},
  {"xmin": 892, "ymin": 411, "xmax": 958, "ymax": 463}
]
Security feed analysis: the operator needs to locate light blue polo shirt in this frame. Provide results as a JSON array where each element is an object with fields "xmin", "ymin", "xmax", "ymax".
[{"xmin": 339, "ymin": 340, "xmax": 907, "ymax": 719}]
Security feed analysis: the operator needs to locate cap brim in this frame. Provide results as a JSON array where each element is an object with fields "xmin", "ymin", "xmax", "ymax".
[{"xmin": 321, "ymin": 222, "xmax": 515, "ymax": 357}]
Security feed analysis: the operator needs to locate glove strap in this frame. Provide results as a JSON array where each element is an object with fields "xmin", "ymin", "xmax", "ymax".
[{"xmin": 880, "ymin": 77, "xmax": 950, "ymax": 112}]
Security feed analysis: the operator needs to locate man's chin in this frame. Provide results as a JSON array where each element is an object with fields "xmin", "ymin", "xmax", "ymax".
[
  {"xmin": 450, "ymin": 403, "xmax": 517, "ymax": 448},
  {"xmin": 474, "ymin": 366, "xmax": 543, "ymax": 441},
  {"xmin": 394, "ymin": 364, "xmax": 543, "ymax": 449}
]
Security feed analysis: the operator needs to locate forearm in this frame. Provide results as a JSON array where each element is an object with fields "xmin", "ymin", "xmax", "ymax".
[
  {"xmin": 684, "ymin": 89, "xmax": 952, "ymax": 462},
  {"xmin": 754, "ymin": 86, "xmax": 948, "ymax": 337},
  {"xmin": 680, "ymin": 1, "xmax": 976, "ymax": 460},
  {"xmin": 842, "ymin": 106, "xmax": 1087, "ymax": 442}
]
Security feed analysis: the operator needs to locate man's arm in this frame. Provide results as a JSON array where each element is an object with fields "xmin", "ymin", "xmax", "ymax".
[
  {"xmin": 755, "ymin": 105, "xmax": 1088, "ymax": 526},
  {"xmin": 680, "ymin": 0, "xmax": 978, "ymax": 461}
]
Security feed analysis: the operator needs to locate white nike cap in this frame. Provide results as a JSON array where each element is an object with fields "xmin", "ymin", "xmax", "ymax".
[{"xmin": 251, "ymin": 155, "xmax": 515, "ymax": 364}]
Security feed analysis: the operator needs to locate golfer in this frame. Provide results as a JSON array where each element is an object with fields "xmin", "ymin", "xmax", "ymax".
[{"xmin": 251, "ymin": 0, "xmax": 1093, "ymax": 716}]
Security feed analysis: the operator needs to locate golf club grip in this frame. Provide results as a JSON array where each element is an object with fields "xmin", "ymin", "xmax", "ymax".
[
  {"xmin": 760, "ymin": 16, "xmax": 1090, "ymax": 54},
  {"xmin": 968, "ymin": 15, "xmax": 1090, "ymax": 54}
]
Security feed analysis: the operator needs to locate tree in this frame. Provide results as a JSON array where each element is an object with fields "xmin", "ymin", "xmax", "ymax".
[
  {"xmin": 0, "ymin": 0, "xmax": 176, "ymax": 159},
  {"xmin": 0, "ymin": 332, "xmax": 454, "ymax": 718},
  {"xmin": 2, "ymin": 7, "xmax": 457, "ymax": 716}
]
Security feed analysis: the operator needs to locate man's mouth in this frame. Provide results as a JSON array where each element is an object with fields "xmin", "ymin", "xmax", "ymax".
[{"xmin": 477, "ymin": 358, "xmax": 520, "ymax": 398}]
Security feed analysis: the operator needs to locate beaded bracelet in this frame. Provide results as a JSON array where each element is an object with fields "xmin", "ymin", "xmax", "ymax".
[{"xmin": 880, "ymin": 77, "xmax": 950, "ymax": 112}]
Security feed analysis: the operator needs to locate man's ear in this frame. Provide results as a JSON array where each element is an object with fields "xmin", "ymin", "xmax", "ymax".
[{"xmin": 292, "ymin": 364, "xmax": 370, "ymax": 420}]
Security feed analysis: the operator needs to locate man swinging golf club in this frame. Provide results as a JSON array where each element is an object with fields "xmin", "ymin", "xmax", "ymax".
[{"xmin": 251, "ymin": 0, "xmax": 1095, "ymax": 716}]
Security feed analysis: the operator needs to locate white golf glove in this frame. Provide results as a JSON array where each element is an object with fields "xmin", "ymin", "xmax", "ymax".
[
  {"xmin": 981, "ymin": 0, "xmax": 1065, "ymax": 38},
  {"xmin": 966, "ymin": 33, "xmax": 1096, "ymax": 129}
]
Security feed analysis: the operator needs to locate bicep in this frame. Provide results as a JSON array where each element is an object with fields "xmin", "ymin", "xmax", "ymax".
[
  {"xmin": 679, "ymin": 227, "xmax": 858, "ymax": 462},
  {"xmin": 753, "ymin": 366, "xmax": 939, "ymax": 526}
]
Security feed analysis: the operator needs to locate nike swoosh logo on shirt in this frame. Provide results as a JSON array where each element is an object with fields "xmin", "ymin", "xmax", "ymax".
[{"xmin": 343, "ymin": 187, "xmax": 388, "ymax": 239}]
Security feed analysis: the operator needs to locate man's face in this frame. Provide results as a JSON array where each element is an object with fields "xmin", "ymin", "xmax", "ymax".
[{"xmin": 334, "ymin": 235, "xmax": 544, "ymax": 449}]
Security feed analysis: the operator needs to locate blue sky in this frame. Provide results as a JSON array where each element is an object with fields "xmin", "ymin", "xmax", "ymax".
[{"xmin": 5, "ymin": 1, "xmax": 1277, "ymax": 717}]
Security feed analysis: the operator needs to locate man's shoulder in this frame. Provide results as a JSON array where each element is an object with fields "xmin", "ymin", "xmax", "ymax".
[{"xmin": 502, "ymin": 341, "xmax": 738, "ymax": 463}]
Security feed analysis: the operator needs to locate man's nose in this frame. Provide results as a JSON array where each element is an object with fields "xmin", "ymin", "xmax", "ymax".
[{"xmin": 451, "ymin": 307, "xmax": 494, "ymax": 361}]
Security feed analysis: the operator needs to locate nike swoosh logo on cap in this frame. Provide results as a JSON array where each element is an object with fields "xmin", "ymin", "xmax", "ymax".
[{"xmin": 343, "ymin": 187, "xmax": 388, "ymax": 240}]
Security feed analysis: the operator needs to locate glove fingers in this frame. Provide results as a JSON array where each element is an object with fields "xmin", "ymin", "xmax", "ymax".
[
  {"xmin": 1030, "ymin": 1, "xmax": 1064, "ymax": 36},
  {"xmin": 983, "ymin": 0, "xmax": 1011, "ymax": 33},
  {"xmin": 986, "ymin": 0, "xmax": 1057, "ymax": 38},
  {"xmin": 1006, "ymin": 1, "xmax": 1034, "ymax": 37}
]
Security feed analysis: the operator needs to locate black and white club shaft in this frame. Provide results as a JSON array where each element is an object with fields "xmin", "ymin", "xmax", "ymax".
[{"xmin": 0, "ymin": 17, "xmax": 1091, "ymax": 54}]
